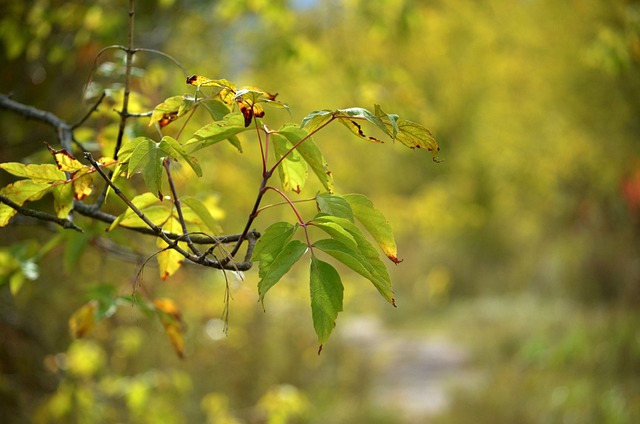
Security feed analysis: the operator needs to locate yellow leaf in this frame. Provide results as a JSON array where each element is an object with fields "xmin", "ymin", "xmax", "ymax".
[
  {"xmin": 48, "ymin": 145, "xmax": 86, "ymax": 173},
  {"xmin": 156, "ymin": 217, "xmax": 184, "ymax": 280},
  {"xmin": 154, "ymin": 298, "xmax": 185, "ymax": 358},
  {"xmin": 69, "ymin": 301, "xmax": 97, "ymax": 338},
  {"xmin": 71, "ymin": 171, "xmax": 93, "ymax": 200}
]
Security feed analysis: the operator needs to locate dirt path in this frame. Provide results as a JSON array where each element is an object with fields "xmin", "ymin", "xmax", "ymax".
[{"xmin": 339, "ymin": 316, "xmax": 474, "ymax": 421}]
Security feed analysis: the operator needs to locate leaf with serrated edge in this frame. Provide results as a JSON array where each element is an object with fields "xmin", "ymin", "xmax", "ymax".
[
  {"xmin": 310, "ymin": 257, "xmax": 343, "ymax": 350},
  {"xmin": 258, "ymin": 240, "xmax": 307, "ymax": 303},
  {"xmin": 271, "ymin": 132, "xmax": 308, "ymax": 193},
  {"xmin": 343, "ymin": 193, "xmax": 400, "ymax": 263}
]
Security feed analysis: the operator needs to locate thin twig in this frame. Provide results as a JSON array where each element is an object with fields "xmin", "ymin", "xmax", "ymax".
[
  {"xmin": 163, "ymin": 157, "xmax": 201, "ymax": 256},
  {"xmin": 0, "ymin": 194, "xmax": 83, "ymax": 232},
  {"xmin": 84, "ymin": 152, "xmax": 254, "ymax": 271},
  {"xmin": 113, "ymin": 0, "xmax": 137, "ymax": 160},
  {"xmin": 72, "ymin": 91, "xmax": 106, "ymax": 130}
]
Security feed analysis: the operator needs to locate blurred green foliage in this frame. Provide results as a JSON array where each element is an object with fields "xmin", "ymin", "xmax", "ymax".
[{"xmin": 1, "ymin": 0, "xmax": 640, "ymax": 422}]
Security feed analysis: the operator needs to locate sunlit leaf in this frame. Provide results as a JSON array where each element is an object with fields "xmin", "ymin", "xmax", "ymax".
[
  {"xmin": 69, "ymin": 300, "xmax": 97, "ymax": 338},
  {"xmin": 184, "ymin": 112, "xmax": 249, "ymax": 153},
  {"xmin": 271, "ymin": 132, "xmax": 308, "ymax": 193},
  {"xmin": 309, "ymin": 256, "xmax": 343, "ymax": 351},
  {"xmin": 343, "ymin": 193, "xmax": 400, "ymax": 263},
  {"xmin": 157, "ymin": 217, "xmax": 184, "ymax": 280},
  {"xmin": 257, "ymin": 240, "xmax": 307, "ymax": 303},
  {"xmin": 52, "ymin": 182, "xmax": 74, "ymax": 218},
  {"xmin": 48, "ymin": 145, "xmax": 86, "ymax": 173},
  {"xmin": 149, "ymin": 95, "xmax": 195, "ymax": 128},
  {"xmin": 71, "ymin": 169, "xmax": 94, "ymax": 200},
  {"xmin": 316, "ymin": 193, "xmax": 354, "ymax": 221},
  {"xmin": 0, "ymin": 162, "xmax": 66, "ymax": 182},
  {"xmin": 153, "ymin": 298, "xmax": 185, "ymax": 359},
  {"xmin": 277, "ymin": 125, "xmax": 334, "ymax": 193},
  {"xmin": 186, "ymin": 75, "xmax": 236, "ymax": 90}
]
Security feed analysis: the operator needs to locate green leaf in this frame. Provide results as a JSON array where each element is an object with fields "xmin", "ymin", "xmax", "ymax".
[
  {"xmin": 312, "ymin": 214, "xmax": 395, "ymax": 305},
  {"xmin": 0, "ymin": 180, "xmax": 54, "ymax": 226},
  {"xmin": 0, "ymin": 163, "xmax": 66, "ymax": 182},
  {"xmin": 313, "ymin": 238, "xmax": 391, "ymax": 298},
  {"xmin": 159, "ymin": 136, "xmax": 203, "ymax": 177},
  {"xmin": 300, "ymin": 110, "xmax": 334, "ymax": 133},
  {"xmin": 180, "ymin": 196, "xmax": 221, "ymax": 234},
  {"xmin": 271, "ymin": 132, "xmax": 308, "ymax": 193},
  {"xmin": 316, "ymin": 193, "xmax": 354, "ymax": 222},
  {"xmin": 52, "ymin": 182, "xmax": 74, "ymax": 218},
  {"xmin": 343, "ymin": 193, "xmax": 401, "ymax": 263},
  {"xmin": 309, "ymin": 256, "xmax": 343, "ymax": 349},
  {"xmin": 310, "ymin": 219, "xmax": 358, "ymax": 251},
  {"xmin": 184, "ymin": 112, "xmax": 249, "ymax": 153},
  {"xmin": 257, "ymin": 240, "xmax": 307, "ymax": 303},
  {"xmin": 251, "ymin": 221, "xmax": 298, "ymax": 271},
  {"xmin": 277, "ymin": 124, "xmax": 334, "ymax": 193},
  {"xmin": 128, "ymin": 137, "xmax": 169, "ymax": 197}
]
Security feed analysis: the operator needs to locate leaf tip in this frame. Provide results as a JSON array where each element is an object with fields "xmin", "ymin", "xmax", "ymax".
[{"xmin": 317, "ymin": 344, "xmax": 323, "ymax": 355}]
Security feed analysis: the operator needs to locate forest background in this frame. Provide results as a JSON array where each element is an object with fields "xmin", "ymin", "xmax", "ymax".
[{"xmin": 1, "ymin": 0, "xmax": 639, "ymax": 423}]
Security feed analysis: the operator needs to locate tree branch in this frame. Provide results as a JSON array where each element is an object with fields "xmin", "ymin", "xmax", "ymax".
[
  {"xmin": 84, "ymin": 152, "xmax": 255, "ymax": 271},
  {"xmin": 0, "ymin": 94, "xmax": 73, "ymax": 152},
  {"xmin": 0, "ymin": 194, "xmax": 83, "ymax": 232}
]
